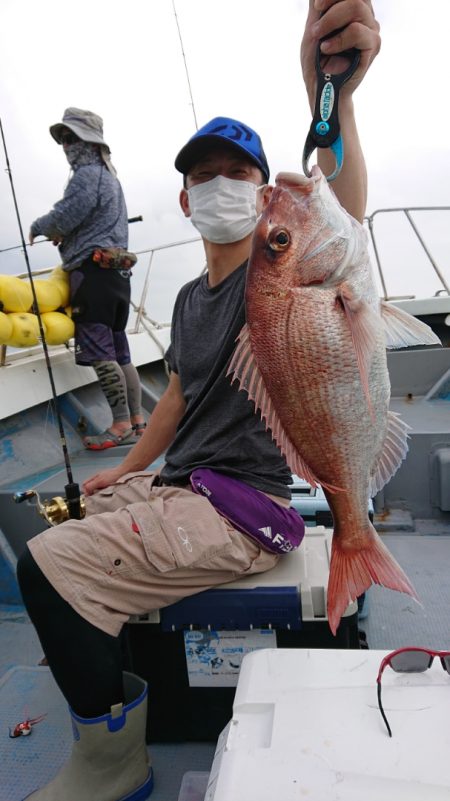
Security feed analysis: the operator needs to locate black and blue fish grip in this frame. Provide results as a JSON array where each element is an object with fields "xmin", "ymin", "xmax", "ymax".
[{"xmin": 302, "ymin": 39, "xmax": 361, "ymax": 182}]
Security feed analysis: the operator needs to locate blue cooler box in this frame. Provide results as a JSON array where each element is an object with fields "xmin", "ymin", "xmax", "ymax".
[{"xmin": 125, "ymin": 527, "xmax": 361, "ymax": 743}]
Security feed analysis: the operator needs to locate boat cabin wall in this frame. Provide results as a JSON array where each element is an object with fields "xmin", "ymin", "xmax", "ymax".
[{"xmin": 386, "ymin": 347, "xmax": 450, "ymax": 398}]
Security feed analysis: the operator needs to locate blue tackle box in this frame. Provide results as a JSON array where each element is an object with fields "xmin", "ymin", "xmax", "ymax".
[{"xmin": 124, "ymin": 526, "xmax": 361, "ymax": 743}]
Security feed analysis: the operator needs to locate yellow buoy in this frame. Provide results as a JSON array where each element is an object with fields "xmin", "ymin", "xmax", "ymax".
[
  {"xmin": 0, "ymin": 275, "xmax": 33, "ymax": 312},
  {"xmin": 49, "ymin": 265, "xmax": 68, "ymax": 282},
  {"xmin": 0, "ymin": 311, "xmax": 13, "ymax": 344},
  {"xmin": 48, "ymin": 281, "xmax": 70, "ymax": 307},
  {"xmin": 48, "ymin": 265, "xmax": 70, "ymax": 306},
  {"xmin": 41, "ymin": 311, "xmax": 75, "ymax": 345},
  {"xmin": 5, "ymin": 312, "xmax": 43, "ymax": 347},
  {"xmin": 23, "ymin": 278, "xmax": 64, "ymax": 313}
]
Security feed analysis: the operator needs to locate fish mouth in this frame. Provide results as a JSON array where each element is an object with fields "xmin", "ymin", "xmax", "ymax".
[{"xmin": 275, "ymin": 171, "xmax": 318, "ymax": 192}]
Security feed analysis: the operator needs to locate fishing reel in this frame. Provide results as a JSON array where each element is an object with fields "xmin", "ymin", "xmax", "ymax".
[{"xmin": 13, "ymin": 487, "xmax": 86, "ymax": 527}]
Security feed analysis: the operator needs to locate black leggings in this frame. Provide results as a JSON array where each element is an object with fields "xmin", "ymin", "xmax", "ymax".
[{"xmin": 16, "ymin": 548, "xmax": 124, "ymax": 718}]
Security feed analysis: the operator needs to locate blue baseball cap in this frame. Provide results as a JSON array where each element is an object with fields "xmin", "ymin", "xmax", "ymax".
[{"xmin": 175, "ymin": 116, "xmax": 270, "ymax": 182}]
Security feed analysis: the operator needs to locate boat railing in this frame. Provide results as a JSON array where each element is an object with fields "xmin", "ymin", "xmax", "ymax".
[
  {"xmin": 11, "ymin": 234, "xmax": 203, "ymax": 329},
  {"xmin": 364, "ymin": 206, "xmax": 450, "ymax": 300},
  {"xmin": 2, "ymin": 207, "xmax": 449, "ymax": 366},
  {"xmin": 131, "ymin": 235, "xmax": 201, "ymax": 332},
  {"xmin": 1, "ymin": 235, "xmax": 203, "ymax": 365}
]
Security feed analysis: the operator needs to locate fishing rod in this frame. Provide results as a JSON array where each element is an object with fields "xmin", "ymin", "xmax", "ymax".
[
  {"xmin": 172, "ymin": 0, "xmax": 198, "ymax": 131},
  {"xmin": 0, "ymin": 216, "xmax": 143, "ymax": 254},
  {"xmin": 0, "ymin": 116, "xmax": 82, "ymax": 520}
]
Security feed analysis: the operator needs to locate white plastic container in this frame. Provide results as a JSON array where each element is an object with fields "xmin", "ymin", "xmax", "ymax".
[
  {"xmin": 178, "ymin": 771, "xmax": 210, "ymax": 801},
  {"xmin": 206, "ymin": 648, "xmax": 450, "ymax": 801}
]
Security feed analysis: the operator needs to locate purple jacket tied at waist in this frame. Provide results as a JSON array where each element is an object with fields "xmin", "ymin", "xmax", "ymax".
[{"xmin": 190, "ymin": 468, "xmax": 305, "ymax": 555}]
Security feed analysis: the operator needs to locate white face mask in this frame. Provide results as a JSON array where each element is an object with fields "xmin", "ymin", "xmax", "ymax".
[{"xmin": 187, "ymin": 175, "xmax": 258, "ymax": 244}]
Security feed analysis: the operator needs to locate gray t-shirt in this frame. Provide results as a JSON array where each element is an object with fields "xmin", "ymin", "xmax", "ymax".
[{"xmin": 160, "ymin": 261, "xmax": 293, "ymax": 499}]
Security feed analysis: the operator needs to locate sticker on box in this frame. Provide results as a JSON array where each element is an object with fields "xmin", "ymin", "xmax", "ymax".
[{"xmin": 184, "ymin": 629, "xmax": 276, "ymax": 687}]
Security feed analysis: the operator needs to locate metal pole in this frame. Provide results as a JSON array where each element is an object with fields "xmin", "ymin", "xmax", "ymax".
[
  {"xmin": 404, "ymin": 210, "xmax": 449, "ymax": 294},
  {"xmin": 366, "ymin": 215, "xmax": 389, "ymax": 299}
]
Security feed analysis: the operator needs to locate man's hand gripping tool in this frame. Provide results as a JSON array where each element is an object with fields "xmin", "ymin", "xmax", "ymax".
[{"xmin": 302, "ymin": 33, "xmax": 360, "ymax": 182}]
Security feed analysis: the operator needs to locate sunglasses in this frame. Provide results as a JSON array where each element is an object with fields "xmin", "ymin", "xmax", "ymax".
[
  {"xmin": 60, "ymin": 131, "xmax": 80, "ymax": 146},
  {"xmin": 377, "ymin": 646, "xmax": 450, "ymax": 737}
]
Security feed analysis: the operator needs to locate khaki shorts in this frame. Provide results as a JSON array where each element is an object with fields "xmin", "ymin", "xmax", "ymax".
[{"xmin": 28, "ymin": 471, "xmax": 281, "ymax": 636}]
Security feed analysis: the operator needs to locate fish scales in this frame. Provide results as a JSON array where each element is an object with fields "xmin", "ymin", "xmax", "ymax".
[{"xmin": 248, "ymin": 284, "xmax": 389, "ymax": 490}]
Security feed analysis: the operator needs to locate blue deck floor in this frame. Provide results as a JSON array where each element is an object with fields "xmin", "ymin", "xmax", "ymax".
[{"xmin": 0, "ymin": 611, "xmax": 215, "ymax": 801}]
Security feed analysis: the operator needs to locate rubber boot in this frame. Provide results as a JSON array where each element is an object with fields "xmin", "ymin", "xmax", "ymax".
[{"xmin": 24, "ymin": 672, "xmax": 153, "ymax": 801}]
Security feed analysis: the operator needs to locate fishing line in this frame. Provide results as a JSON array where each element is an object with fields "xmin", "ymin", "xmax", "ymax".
[
  {"xmin": 1, "ymin": 217, "xmax": 143, "ymax": 255},
  {"xmin": 0, "ymin": 240, "xmax": 49, "ymax": 254},
  {"xmin": 172, "ymin": 0, "xmax": 198, "ymax": 131},
  {"xmin": 0, "ymin": 116, "xmax": 82, "ymax": 519}
]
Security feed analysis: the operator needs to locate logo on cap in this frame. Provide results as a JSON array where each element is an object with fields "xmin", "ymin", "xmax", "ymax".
[
  {"xmin": 208, "ymin": 122, "xmax": 253, "ymax": 143},
  {"xmin": 175, "ymin": 116, "xmax": 270, "ymax": 182}
]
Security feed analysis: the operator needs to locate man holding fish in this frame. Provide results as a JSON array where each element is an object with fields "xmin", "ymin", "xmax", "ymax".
[{"xmin": 17, "ymin": 4, "xmax": 389, "ymax": 800}]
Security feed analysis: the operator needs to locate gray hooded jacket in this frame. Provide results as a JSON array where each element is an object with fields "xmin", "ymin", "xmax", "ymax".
[{"xmin": 30, "ymin": 159, "xmax": 128, "ymax": 271}]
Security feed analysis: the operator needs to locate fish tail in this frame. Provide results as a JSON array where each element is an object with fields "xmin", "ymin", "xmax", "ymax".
[{"xmin": 327, "ymin": 526, "xmax": 419, "ymax": 636}]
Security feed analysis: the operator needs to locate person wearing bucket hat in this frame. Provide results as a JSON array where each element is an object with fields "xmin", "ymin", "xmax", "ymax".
[
  {"xmin": 29, "ymin": 107, "xmax": 146, "ymax": 451},
  {"xmin": 17, "ymin": 5, "xmax": 380, "ymax": 801},
  {"xmin": 49, "ymin": 107, "xmax": 117, "ymax": 175}
]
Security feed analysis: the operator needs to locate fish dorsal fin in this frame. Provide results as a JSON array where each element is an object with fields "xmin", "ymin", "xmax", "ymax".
[
  {"xmin": 369, "ymin": 410, "xmax": 410, "ymax": 496},
  {"xmin": 339, "ymin": 285, "xmax": 380, "ymax": 420},
  {"xmin": 381, "ymin": 301, "xmax": 442, "ymax": 349},
  {"xmin": 227, "ymin": 324, "xmax": 341, "ymax": 491}
]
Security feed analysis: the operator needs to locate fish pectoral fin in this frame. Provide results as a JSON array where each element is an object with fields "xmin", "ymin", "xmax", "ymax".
[
  {"xmin": 381, "ymin": 301, "xmax": 442, "ymax": 349},
  {"xmin": 228, "ymin": 324, "xmax": 338, "ymax": 490},
  {"xmin": 327, "ymin": 527, "xmax": 419, "ymax": 636},
  {"xmin": 369, "ymin": 410, "xmax": 410, "ymax": 496},
  {"xmin": 339, "ymin": 285, "xmax": 379, "ymax": 420}
]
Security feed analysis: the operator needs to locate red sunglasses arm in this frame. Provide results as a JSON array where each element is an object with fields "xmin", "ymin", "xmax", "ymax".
[
  {"xmin": 377, "ymin": 655, "xmax": 390, "ymax": 683},
  {"xmin": 377, "ymin": 682, "xmax": 392, "ymax": 737}
]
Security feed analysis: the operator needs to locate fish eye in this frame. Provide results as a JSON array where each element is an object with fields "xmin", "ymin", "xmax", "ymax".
[{"xmin": 268, "ymin": 228, "xmax": 290, "ymax": 251}]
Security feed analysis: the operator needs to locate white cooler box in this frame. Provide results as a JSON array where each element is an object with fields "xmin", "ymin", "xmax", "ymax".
[{"xmin": 206, "ymin": 648, "xmax": 450, "ymax": 801}]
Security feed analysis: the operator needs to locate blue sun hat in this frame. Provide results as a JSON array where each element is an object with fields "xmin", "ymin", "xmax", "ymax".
[{"xmin": 175, "ymin": 116, "xmax": 270, "ymax": 182}]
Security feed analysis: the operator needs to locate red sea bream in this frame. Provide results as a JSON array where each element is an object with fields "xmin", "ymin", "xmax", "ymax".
[{"xmin": 228, "ymin": 167, "xmax": 441, "ymax": 634}]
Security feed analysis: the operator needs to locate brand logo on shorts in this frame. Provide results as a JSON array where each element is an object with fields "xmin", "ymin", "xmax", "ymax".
[{"xmin": 177, "ymin": 526, "xmax": 193, "ymax": 552}]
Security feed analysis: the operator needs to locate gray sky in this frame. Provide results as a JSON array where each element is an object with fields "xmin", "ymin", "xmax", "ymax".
[{"xmin": 1, "ymin": 0, "xmax": 449, "ymax": 320}]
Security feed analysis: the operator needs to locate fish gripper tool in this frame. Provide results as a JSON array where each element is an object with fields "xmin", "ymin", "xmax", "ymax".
[{"xmin": 302, "ymin": 32, "xmax": 360, "ymax": 182}]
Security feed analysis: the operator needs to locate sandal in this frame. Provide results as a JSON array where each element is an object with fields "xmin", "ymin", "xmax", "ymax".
[
  {"xmin": 132, "ymin": 422, "xmax": 147, "ymax": 436},
  {"xmin": 83, "ymin": 427, "xmax": 135, "ymax": 451}
]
